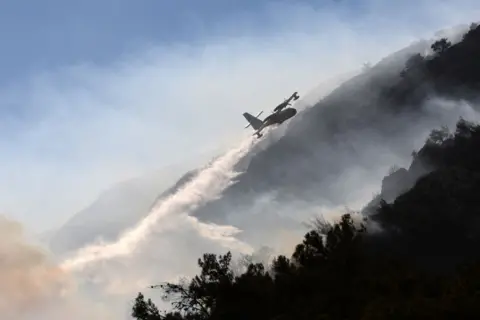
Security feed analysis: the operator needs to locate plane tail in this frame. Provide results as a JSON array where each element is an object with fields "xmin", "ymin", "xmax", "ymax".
[{"xmin": 243, "ymin": 111, "xmax": 264, "ymax": 130}]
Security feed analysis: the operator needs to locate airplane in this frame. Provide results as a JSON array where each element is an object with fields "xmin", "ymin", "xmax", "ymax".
[{"xmin": 243, "ymin": 92, "xmax": 300, "ymax": 138}]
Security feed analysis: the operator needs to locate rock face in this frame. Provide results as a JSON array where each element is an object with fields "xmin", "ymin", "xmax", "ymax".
[
  {"xmin": 381, "ymin": 167, "xmax": 411, "ymax": 203},
  {"xmin": 366, "ymin": 140, "xmax": 441, "ymax": 215}
]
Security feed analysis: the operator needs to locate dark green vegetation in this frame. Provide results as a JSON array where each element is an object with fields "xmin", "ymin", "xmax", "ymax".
[{"xmin": 131, "ymin": 23, "xmax": 480, "ymax": 319}]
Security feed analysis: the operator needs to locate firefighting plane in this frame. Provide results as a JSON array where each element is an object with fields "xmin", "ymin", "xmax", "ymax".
[{"xmin": 243, "ymin": 91, "xmax": 299, "ymax": 138}]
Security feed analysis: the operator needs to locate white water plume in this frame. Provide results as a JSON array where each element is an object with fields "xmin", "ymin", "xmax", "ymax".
[{"xmin": 61, "ymin": 136, "xmax": 257, "ymax": 271}]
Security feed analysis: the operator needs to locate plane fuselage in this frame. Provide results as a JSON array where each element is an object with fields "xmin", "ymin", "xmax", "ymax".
[
  {"xmin": 251, "ymin": 107, "xmax": 297, "ymax": 138},
  {"xmin": 263, "ymin": 107, "xmax": 297, "ymax": 125}
]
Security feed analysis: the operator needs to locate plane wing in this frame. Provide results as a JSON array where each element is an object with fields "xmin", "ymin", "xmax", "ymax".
[
  {"xmin": 292, "ymin": 91, "xmax": 299, "ymax": 101},
  {"xmin": 272, "ymin": 92, "xmax": 300, "ymax": 113}
]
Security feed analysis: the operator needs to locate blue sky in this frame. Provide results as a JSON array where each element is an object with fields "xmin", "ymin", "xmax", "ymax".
[
  {"xmin": 0, "ymin": 0, "xmax": 331, "ymax": 85},
  {"xmin": 1, "ymin": 0, "xmax": 480, "ymax": 232},
  {"xmin": 0, "ymin": 0, "xmax": 454, "ymax": 85}
]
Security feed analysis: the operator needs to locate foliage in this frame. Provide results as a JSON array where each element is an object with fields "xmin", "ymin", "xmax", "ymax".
[
  {"xmin": 132, "ymin": 293, "xmax": 162, "ymax": 320},
  {"xmin": 431, "ymin": 37, "xmax": 452, "ymax": 54},
  {"xmin": 426, "ymin": 125, "xmax": 451, "ymax": 145}
]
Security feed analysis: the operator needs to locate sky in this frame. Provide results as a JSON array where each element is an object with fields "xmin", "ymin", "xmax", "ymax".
[{"xmin": 1, "ymin": 0, "xmax": 480, "ymax": 232}]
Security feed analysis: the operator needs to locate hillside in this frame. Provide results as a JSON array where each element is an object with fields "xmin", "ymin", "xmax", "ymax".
[{"xmin": 131, "ymin": 23, "xmax": 480, "ymax": 319}]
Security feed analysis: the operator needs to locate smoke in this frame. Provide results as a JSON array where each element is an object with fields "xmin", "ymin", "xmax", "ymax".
[
  {"xmin": 0, "ymin": 215, "xmax": 66, "ymax": 318},
  {"xmin": 61, "ymin": 135, "xmax": 258, "ymax": 271},
  {"xmin": 0, "ymin": 215, "xmax": 122, "ymax": 320}
]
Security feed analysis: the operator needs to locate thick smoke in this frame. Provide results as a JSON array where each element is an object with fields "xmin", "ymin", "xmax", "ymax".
[
  {"xmin": 0, "ymin": 215, "xmax": 120, "ymax": 320},
  {"xmin": 0, "ymin": 215, "xmax": 67, "ymax": 318}
]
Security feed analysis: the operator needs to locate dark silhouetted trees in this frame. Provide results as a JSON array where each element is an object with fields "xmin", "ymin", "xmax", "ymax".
[
  {"xmin": 431, "ymin": 38, "xmax": 452, "ymax": 54},
  {"xmin": 132, "ymin": 293, "xmax": 162, "ymax": 320}
]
